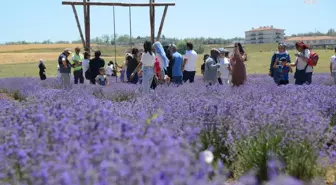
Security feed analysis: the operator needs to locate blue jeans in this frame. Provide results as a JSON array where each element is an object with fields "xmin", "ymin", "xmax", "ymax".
[
  {"xmin": 333, "ymin": 72, "xmax": 336, "ymax": 84},
  {"xmin": 173, "ymin": 76, "xmax": 183, "ymax": 85},
  {"xmin": 142, "ymin": 66, "xmax": 154, "ymax": 93}
]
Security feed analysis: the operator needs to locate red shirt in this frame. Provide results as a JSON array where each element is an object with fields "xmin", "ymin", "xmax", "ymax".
[{"xmin": 154, "ymin": 57, "xmax": 161, "ymax": 76}]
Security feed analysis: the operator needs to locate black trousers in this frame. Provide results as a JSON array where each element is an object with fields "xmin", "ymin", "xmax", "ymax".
[
  {"xmin": 278, "ymin": 80, "xmax": 289, "ymax": 86},
  {"xmin": 183, "ymin": 71, "xmax": 196, "ymax": 83},
  {"xmin": 150, "ymin": 76, "xmax": 157, "ymax": 90},
  {"xmin": 74, "ymin": 69, "xmax": 84, "ymax": 84},
  {"xmin": 217, "ymin": 78, "xmax": 223, "ymax": 85},
  {"xmin": 39, "ymin": 72, "xmax": 46, "ymax": 80}
]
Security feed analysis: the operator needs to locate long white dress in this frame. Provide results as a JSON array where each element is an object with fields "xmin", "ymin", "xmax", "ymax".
[{"xmin": 82, "ymin": 59, "xmax": 91, "ymax": 84}]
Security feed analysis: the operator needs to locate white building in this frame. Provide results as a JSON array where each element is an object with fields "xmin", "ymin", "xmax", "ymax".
[
  {"xmin": 245, "ymin": 26, "xmax": 285, "ymax": 44},
  {"xmin": 285, "ymin": 36, "xmax": 336, "ymax": 47}
]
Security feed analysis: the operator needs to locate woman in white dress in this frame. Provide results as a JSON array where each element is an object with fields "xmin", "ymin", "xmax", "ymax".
[{"xmin": 81, "ymin": 51, "xmax": 91, "ymax": 84}]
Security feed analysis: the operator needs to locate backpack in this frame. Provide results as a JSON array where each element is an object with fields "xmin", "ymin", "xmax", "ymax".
[{"xmin": 307, "ymin": 51, "xmax": 319, "ymax": 66}]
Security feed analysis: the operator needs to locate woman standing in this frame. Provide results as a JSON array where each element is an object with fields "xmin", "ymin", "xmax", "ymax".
[
  {"xmin": 82, "ymin": 51, "xmax": 91, "ymax": 84},
  {"xmin": 153, "ymin": 41, "xmax": 169, "ymax": 82},
  {"xmin": 269, "ymin": 43, "xmax": 291, "ymax": 84},
  {"xmin": 230, "ymin": 43, "xmax": 247, "ymax": 86},
  {"xmin": 38, "ymin": 59, "xmax": 47, "ymax": 80},
  {"xmin": 131, "ymin": 41, "xmax": 155, "ymax": 93},
  {"xmin": 126, "ymin": 48, "xmax": 139, "ymax": 84},
  {"xmin": 291, "ymin": 41, "xmax": 313, "ymax": 85}
]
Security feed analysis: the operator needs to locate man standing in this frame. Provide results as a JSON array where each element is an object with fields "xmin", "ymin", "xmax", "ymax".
[
  {"xmin": 89, "ymin": 51, "xmax": 105, "ymax": 84},
  {"xmin": 204, "ymin": 48, "xmax": 221, "ymax": 86},
  {"xmin": 183, "ymin": 41, "xmax": 198, "ymax": 83},
  {"xmin": 58, "ymin": 49, "xmax": 72, "ymax": 89},
  {"xmin": 170, "ymin": 44, "xmax": 183, "ymax": 85},
  {"xmin": 71, "ymin": 47, "xmax": 84, "ymax": 84}
]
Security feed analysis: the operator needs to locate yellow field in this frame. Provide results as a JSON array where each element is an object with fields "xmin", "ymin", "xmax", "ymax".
[{"xmin": 0, "ymin": 44, "xmax": 96, "ymax": 53}]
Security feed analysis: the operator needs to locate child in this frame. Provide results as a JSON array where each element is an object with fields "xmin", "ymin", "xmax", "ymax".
[
  {"xmin": 57, "ymin": 64, "xmax": 61, "ymax": 82},
  {"xmin": 218, "ymin": 49, "xmax": 231, "ymax": 85},
  {"xmin": 201, "ymin": 54, "xmax": 209, "ymax": 76},
  {"xmin": 150, "ymin": 56, "xmax": 161, "ymax": 89},
  {"xmin": 330, "ymin": 47, "xmax": 336, "ymax": 84},
  {"xmin": 95, "ymin": 67, "xmax": 109, "ymax": 86},
  {"xmin": 273, "ymin": 57, "xmax": 292, "ymax": 85},
  {"xmin": 106, "ymin": 61, "xmax": 113, "ymax": 76}
]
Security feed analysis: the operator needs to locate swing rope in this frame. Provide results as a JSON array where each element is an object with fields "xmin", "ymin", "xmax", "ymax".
[
  {"xmin": 129, "ymin": 3, "xmax": 132, "ymax": 50},
  {"xmin": 113, "ymin": 5, "xmax": 117, "ymax": 82}
]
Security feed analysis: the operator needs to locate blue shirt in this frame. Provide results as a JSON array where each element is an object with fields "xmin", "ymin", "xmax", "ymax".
[
  {"xmin": 172, "ymin": 52, "xmax": 183, "ymax": 77},
  {"xmin": 278, "ymin": 66, "xmax": 290, "ymax": 80},
  {"xmin": 270, "ymin": 52, "xmax": 291, "ymax": 71}
]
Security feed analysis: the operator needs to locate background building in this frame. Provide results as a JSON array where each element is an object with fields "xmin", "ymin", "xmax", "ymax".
[
  {"xmin": 245, "ymin": 26, "xmax": 285, "ymax": 44},
  {"xmin": 285, "ymin": 36, "xmax": 336, "ymax": 48}
]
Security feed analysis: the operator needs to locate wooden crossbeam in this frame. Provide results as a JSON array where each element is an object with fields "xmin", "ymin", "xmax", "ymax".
[
  {"xmin": 62, "ymin": 1, "xmax": 175, "ymax": 7},
  {"xmin": 71, "ymin": 5, "xmax": 85, "ymax": 48},
  {"xmin": 156, "ymin": 5, "xmax": 168, "ymax": 41}
]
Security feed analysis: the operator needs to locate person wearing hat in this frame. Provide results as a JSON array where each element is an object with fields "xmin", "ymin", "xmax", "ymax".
[
  {"xmin": 290, "ymin": 41, "xmax": 313, "ymax": 85},
  {"xmin": 71, "ymin": 47, "xmax": 84, "ymax": 84},
  {"xmin": 58, "ymin": 49, "xmax": 72, "ymax": 89},
  {"xmin": 273, "ymin": 57, "xmax": 292, "ymax": 85},
  {"xmin": 269, "ymin": 43, "xmax": 291, "ymax": 84},
  {"xmin": 204, "ymin": 49, "xmax": 221, "ymax": 85},
  {"xmin": 218, "ymin": 48, "xmax": 231, "ymax": 85}
]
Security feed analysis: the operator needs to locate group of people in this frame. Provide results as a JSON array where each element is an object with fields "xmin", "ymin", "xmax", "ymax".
[
  {"xmin": 269, "ymin": 42, "xmax": 336, "ymax": 86},
  {"xmin": 38, "ymin": 40, "xmax": 336, "ymax": 91}
]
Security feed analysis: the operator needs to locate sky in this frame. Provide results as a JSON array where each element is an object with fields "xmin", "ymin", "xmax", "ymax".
[{"xmin": 0, "ymin": 0, "xmax": 334, "ymax": 43}]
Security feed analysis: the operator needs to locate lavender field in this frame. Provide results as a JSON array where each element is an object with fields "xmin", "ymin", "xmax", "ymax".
[{"xmin": 0, "ymin": 74, "xmax": 335, "ymax": 185}]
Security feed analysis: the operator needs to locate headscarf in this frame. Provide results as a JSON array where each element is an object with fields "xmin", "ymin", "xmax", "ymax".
[{"xmin": 153, "ymin": 41, "xmax": 169, "ymax": 70}]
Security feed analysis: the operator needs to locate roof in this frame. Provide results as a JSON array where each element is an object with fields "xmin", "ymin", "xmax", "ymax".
[
  {"xmin": 246, "ymin": 26, "xmax": 284, "ymax": 32},
  {"xmin": 285, "ymin": 36, "xmax": 336, "ymax": 41}
]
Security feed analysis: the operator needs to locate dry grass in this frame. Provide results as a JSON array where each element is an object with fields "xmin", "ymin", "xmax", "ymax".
[
  {"xmin": 0, "ymin": 44, "xmax": 97, "ymax": 53},
  {"xmin": 0, "ymin": 52, "xmax": 60, "ymax": 64}
]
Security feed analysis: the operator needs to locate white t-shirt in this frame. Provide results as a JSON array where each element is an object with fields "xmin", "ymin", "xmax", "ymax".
[
  {"xmin": 331, "ymin": 55, "xmax": 336, "ymax": 72},
  {"xmin": 106, "ymin": 66, "xmax": 113, "ymax": 76},
  {"xmin": 141, "ymin": 52, "xmax": 155, "ymax": 67},
  {"xmin": 218, "ymin": 58, "xmax": 230, "ymax": 79},
  {"xmin": 296, "ymin": 49, "xmax": 313, "ymax": 73},
  {"xmin": 184, "ymin": 50, "xmax": 197, "ymax": 71},
  {"xmin": 82, "ymin": 59, "xmax": 90, "ymax": 73}
]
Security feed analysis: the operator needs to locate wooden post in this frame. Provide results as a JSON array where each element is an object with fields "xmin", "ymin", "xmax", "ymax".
[
  {"xmin": 152, "ymin": 0, "xmax": 155, "ymax": 42},
  {"xmin": 87, "ymin": 0, "xmax": 91, "ymax": 52},
  {"xmin": 83, "ymin": 0, "xmax": 88, "ymax": 51},
  {"xmin": 156, "ymin": 5, "xmax": 168, "ymax": 41},
  {"xmin": 71, "ymin": 5, "xmax": 86, "ymax": 48},
  {"xmin": 149, "ymin": 0, "xmax": 155, "ymax": 43}
]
